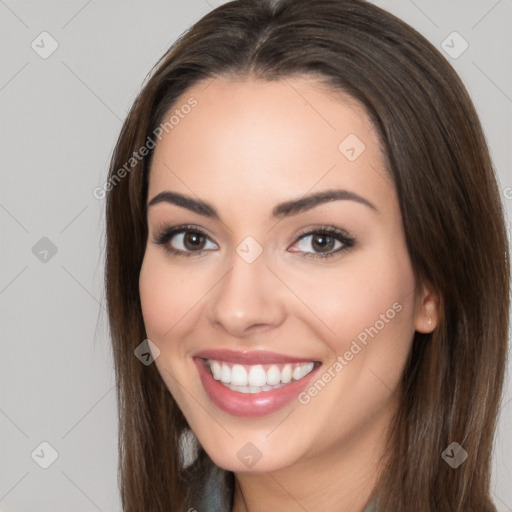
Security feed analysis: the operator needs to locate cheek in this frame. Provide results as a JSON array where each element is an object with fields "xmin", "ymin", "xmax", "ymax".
[
  {"xmin": 287, "ymin": 244, "xmax": 416, "ymax": 444},
  {"xmin": 139, "ymin": 250, "xmax": 202, "ymax": 343},
  {"xmin": 138, "ymin": 251, "xmax": 205, "ymax": 410},
  {"xmin": 287, "ymin": 239, "xmax": 417, "ymax": 364}
]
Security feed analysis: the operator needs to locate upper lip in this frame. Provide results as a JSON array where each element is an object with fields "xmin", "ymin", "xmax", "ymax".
[{"xmin": 193, "ymin": 349, "xmax": 320, "ymax": 365}]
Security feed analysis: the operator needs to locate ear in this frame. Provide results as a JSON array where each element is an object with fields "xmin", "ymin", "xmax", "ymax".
[{"xmin": 414, "ymin": 280, "xmax": 440, "ymax": 333}]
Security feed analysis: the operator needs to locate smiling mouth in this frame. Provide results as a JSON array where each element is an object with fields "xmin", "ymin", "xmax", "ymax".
[{"xmin": 201, "ymin": 358, "xmax": 319, "ymax": 394}]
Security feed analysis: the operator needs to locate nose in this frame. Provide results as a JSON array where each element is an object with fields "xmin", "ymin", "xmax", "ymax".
[{"xmin": 205, "ymin": 252, "xmax": 287, "ymax": 338}]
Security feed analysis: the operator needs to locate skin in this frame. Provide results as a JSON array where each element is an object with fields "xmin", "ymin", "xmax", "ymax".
[{"xmin": 139, "ymin": 75, "xmax": 439, "ymax": 512}]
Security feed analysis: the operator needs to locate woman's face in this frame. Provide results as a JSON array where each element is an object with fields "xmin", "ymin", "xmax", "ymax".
[{"xmin": 139, "ymin": 76, "xmax": 436, "ymax": 473}]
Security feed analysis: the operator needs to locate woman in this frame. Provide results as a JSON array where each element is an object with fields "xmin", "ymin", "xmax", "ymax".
[{"xmin": 104, "ymin": 0, "xmax": 510, "ymax": 510}]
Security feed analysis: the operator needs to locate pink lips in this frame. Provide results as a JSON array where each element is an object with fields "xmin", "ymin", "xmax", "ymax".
[{"xmin": 193, "ymin": 349, "xmax": 321, "ymax": 417}]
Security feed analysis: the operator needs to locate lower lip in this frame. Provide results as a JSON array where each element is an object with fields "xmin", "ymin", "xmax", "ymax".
[{"xmin": 194, "ymin": 358, "xmax": 321, "ymax": 417}]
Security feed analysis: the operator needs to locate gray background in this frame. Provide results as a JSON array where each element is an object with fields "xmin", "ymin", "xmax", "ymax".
[{"xmin": 0, "ymin": 0, "xmax": 511, "ymax": 510}]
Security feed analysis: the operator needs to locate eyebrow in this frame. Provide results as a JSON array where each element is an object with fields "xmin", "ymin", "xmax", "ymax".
[{"xmin": 147, "ymin": 189, "xmax": 378, "ymax": 219}]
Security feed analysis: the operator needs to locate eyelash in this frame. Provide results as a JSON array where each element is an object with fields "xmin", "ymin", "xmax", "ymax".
[{"xmin": 153, "ymin": 224, "xmax": 356, "ymax": 260}]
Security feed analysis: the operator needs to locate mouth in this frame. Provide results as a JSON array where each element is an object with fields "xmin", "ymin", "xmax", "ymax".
[
  {"xmin": 193, "ymin": 349, "xmax": 322, "ymax": 417},
  {"xmin": 205, "ymin": 359, "xmax": 317, "ymax": 393}
]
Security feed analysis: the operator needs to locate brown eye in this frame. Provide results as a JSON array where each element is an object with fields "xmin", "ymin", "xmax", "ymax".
[
  {"xmin": 183, "ymin": 231, "xmax": 207, "ymax": 251},
  {"xmin": 310, "ymin": 233, "xmax": 336, "ymax": 253},
  {"xmin": 154, "ymin": 226, "xmax": 218, "ymax": 256},
  {"xmin": 289, "ymin": 227, "xmax": 356, "ymax": 259},
  {"xmin": 294, "ymin": 232, "xmax": 341, "ymax": 254}
]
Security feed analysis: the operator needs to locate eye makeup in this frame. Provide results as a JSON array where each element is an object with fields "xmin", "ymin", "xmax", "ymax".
[{"xmin": 152, "ymin": 223, "xmax": 356, "ymax": 260}]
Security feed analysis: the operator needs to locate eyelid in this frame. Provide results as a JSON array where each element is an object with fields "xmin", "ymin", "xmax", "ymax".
[{"xmin": 293, "ymin": 224, "xmax": 354, "ymax": 241}]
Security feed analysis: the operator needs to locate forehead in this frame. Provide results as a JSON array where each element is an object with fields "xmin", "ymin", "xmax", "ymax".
[{"xmin": 148, "ymin": 76, "xmax": 392, "ymax": 210}]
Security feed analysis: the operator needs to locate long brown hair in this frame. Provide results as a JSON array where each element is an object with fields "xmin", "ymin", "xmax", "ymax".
[{"xmin": 104, "ymin": 0, "xmax": 510, "ymax": 510}]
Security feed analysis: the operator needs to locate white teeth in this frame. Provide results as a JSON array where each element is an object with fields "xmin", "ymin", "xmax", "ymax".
[
  {"xmin": 211, "ymin": 360, "xmax": 222, "ymax": 380},
  {"xmin": 304, "ymin": 361, "xmax": 314, "ymax": 377},
  {"xmin": 293, "ymin": 362, "xmax": 314, "ymax": 380},
  {"xmin": 224, "ymin": 382, "xmax": 286, "ymax": 393},
  {"xmin": 207, "ymin": 359, "xmax": 316, "ymax": 391},
  {"xmin": 292, "ymin": 365, "xmax": 303, "ymax": 381},
  {"xmin": 281, "ymin": 364, "xmax": 292, "ymax": 384},
  {"xmin": 266, "ymin": 365, "xmax": 281, "ymax": 386},
  {"xmin": 248, "ymin": 365, "xmax": 267, "ymax": 387},
  {"xmin": 231, "ymin": 364, "xmax": 247, "ymax": 386},
  {"xmin": 220, "ymin": 364, "xmax": 231, "ymax": 383}
]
